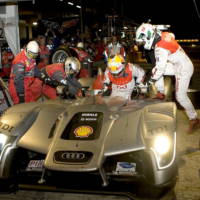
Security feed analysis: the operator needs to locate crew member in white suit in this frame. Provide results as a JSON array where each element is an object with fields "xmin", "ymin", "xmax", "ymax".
[{"xmin": 135, "ymin": 23, "xmax": 199, "ymax": 132}]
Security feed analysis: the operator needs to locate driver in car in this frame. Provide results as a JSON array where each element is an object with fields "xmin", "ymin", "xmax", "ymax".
[{"xmin": 99, "ymin": 54, "xmax": 146, "ymax": 101}]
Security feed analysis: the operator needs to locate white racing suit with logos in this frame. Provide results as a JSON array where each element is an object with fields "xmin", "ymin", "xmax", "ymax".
[
  {"xmin": 151, "ymin": 32, "xmax": 197, "ymax": 120},
  {"xmin": 104, "ymin": 63, "xmax": 145, "ymax": 100}
]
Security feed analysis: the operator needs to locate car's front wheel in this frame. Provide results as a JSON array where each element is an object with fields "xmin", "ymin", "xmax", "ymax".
[
  {"xmin": 0, "ymin": 178, "xmax": 18, "ymax": 193},
  {"xmin": 52, "ymin": 48, "xmax": 71, "ymax": 63},
  {"xmin": 136, "ymin": 178, "xmax": 177, "ymax": 199}
]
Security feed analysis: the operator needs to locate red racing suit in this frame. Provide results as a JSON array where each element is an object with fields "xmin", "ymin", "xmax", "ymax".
[
  {"xmin": 104, "ymin": 63, "xmax": 145, "ymax": 100},
  {"xmin": 41, "ymin": 63, "xmax": 67, "ymax": 99},
  {"xmin": 1, "ymin": 51, "xmax": 14, "ymax": 78},
  {"xmin": 38, "ymin": 45, "xmax": 50, "ymax": 69},
  {"xmin": 70, "ymin": 47, "xmax": 90, "ymax": 78},
  {"xmin": 8, "ymin": 50, "xmax": 39, "ymax": 104},
  {"xmin": 151, "ymin": 32, "xmax": 197, "ymax": 120}
]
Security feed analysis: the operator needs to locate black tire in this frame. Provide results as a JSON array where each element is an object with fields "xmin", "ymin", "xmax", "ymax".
[
  {"xmin": 0, "ymin": 178, "xmax": 18, "ymax": 193},
  {"xmin": 136, "ymin": 179, "xmax": 177, "ymax": 199},
  {"xmin": 51, "ymin": 48, "xmax": 71, "ymax": 63}
]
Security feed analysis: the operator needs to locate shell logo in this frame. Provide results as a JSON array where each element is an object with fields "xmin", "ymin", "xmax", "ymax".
[{"xmin": 74, "ymin": 126, "xmax": 93, "ymax": 138}]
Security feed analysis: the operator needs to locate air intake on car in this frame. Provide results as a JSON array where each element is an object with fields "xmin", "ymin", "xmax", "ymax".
[{"xmin": 147, "ymin": 104, "xmax": 175, "ymax": 118}]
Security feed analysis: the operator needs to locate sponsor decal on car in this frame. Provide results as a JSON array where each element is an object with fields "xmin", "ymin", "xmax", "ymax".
[
  {"xmin": 114, "ymin": 162, "xmax": 136, "ymax": 175},
  {"xmin": 0, "ymin": 121, "xmax": 14, "ymax": 132},
  {"xmin": 26, "ymin": 160, "xmax": 44, "ymax": 171},
  {"xmin": 80, "ymin": 112, "xmax": 98, "ymax": 121},
  {"xmin": 74, "ymin": 125, "xmax": 93, "ymax": 138}
]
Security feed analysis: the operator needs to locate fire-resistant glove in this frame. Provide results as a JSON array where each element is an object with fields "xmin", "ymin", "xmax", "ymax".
[
  {"xmin": 148, "ymin": 78, "xmax": 156, "ymax": 85},
  {"xmin": 136, "ymin": 82, "xmax": 148, "ymax": 94}
]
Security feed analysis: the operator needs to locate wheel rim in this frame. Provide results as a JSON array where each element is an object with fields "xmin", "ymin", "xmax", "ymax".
[{"xmin": 52, "ymin": 50, "xmax": 69, "ymax": 63}]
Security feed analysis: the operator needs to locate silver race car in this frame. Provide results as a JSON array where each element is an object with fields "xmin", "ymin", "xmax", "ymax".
[{"xmin": 0, "ymin": 92, "xmax": 177, "ymax": 198}]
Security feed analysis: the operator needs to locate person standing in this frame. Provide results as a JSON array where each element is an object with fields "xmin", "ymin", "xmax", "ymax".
[
  {"xmin": 104, "ymin": 35, "xmax": 126, "ymax": 61},
  {"xmin": 135, "ymin": 23, "xmax": 200, "ymax": 132},
  {"xmin": 37, "ymin": 35, "xmax": 50, "ymax": 69},
  {"xmin": 8, "ymin": 40, "xmax": 40, "ymax": 104},
  {"xmin": 0, "ymin": 48, "xmax": 14, "ymax": 78}
]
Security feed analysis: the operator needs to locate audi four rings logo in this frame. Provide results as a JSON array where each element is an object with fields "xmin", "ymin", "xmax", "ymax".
[{"xmin": 61, "ymin": 152, "xmax": 86, "ymax": 160}]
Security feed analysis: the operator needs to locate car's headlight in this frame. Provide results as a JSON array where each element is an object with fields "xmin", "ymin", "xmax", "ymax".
[
  {"xmin": 151, "ymin": 133, "xmax": 176, "ymax": 169},
  {"xmin": 153, "ymin": 135, "xmax": 171, "ymax": 155}
]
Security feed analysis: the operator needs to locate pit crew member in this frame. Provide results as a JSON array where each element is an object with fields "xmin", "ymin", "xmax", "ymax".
[
  {"xmin": 102, "ymin": 54, "xmax": 146, "ymax": 100},
  {"xmin": 135, "ymin": 23, "xmax": 200, "ymax": 132}
]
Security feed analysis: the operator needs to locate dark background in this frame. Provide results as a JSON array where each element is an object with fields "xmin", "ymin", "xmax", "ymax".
[{"xmin": 4, "ymin": 0, "xmax": 200, "ymax": 39}]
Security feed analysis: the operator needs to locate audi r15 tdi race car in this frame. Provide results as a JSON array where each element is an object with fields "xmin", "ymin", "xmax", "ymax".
[{"xmin": 0, "ymin": 94, "xmax": 177, "ymax": 199}]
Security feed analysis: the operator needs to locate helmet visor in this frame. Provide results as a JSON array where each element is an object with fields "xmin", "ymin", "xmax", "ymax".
[
  {"xmin": 27, "ymin": 50, "xmax": 38, "ymax": 59},
  {"xmin": 136, "ymin": 33, "xmax": 146, "ymax": 46},
  {"xmin": 108, "ymin": 63, "xmax": 124, "ymax": 75},
  {"xmin": 111, "ymin": 67, "xmax": 124, "ymax": 77},
  {"xmin": 109, "ymin": 65, "xmax": 119, "ymax": 72}
]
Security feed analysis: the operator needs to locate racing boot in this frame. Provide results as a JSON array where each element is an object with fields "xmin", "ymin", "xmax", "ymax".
[
  {"xmin": 187, "ymin": 118, "xmax": 200, "ymax": 134},
  {"xmin": 152, "ymin": 92, "xmax": 165, "ymax": 100}
]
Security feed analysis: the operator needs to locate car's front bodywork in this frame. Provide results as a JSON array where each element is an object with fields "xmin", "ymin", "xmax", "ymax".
[{"xmin": 0, "ymin": 96, "xmax": 177, "ymax": 196}]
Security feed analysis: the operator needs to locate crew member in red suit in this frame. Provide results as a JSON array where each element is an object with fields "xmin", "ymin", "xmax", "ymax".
[
  {"xmin": 71, "ymin": 42, "xmax": 91, "ymax": 78},
  {"xmin": 37, "ymin": 35, "xmax": 50, "ymax": 69},
  {"xmin": 40, "ymin": 57, "xmax": 82, "ymax": 99},
  {"xmin": 8, "ymin": 40, "xmax": 40, "ymax": 104},
  {"xmin": 0, "ymin": 48, "xmax": 14, "ymax": 78}
]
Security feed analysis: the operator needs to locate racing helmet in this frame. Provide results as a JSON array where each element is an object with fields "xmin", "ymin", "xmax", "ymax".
[
  {"xmin": 107, "ymin": 54, "xmax": 125, "ymax": 76},
  {"xmin": 77, "ymin": 42, "xmax": 84, "ymax": 48},
  {"xmin": 135, "ymin": 23, "xmax": 158, "ymax": 50},
  {"xmin": 64, "ymin": 57, "xmax": 81, "ymax": 75},
  {"xmin": 26, "ymin": 41, "xmax": 39, "ymax": 59}
]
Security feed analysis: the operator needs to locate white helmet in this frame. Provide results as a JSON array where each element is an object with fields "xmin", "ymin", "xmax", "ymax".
[
  {"xmin": 64, "ymin": 57, "xmax": 81, "ymax": 75},
  {"xmin": 26, "ymin": 41, "xmax": 39, "ymax": 59},
  {"xmin": 77, "ymin": 42, "xmax": 84, "ymax": 48},
  {"xmin": 135, "ymin": 23, "xmax": 160, "ymax": 50},
  {"xmin": 107, "ymin": 54, "xmax": 125, "ymax": 76}
]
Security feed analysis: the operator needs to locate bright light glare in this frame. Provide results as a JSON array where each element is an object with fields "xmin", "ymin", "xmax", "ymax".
[
  {"xmin": 32, "ymin": 22, "xmax": 38, "ymax": 26},
  {"xmin": 0, "ymin": 134, "xmax": 7, "ymax": 147},
  {"xmin": 68, "ymin": 2, "xmax": 74, "ymax": 5},
  {"xmin": 76, "ymin": 5, "xmax": 81, "ymax": 8},
  {"xmin": 153, "ymin": 135, "xmax": 170, "ymax": 155}
]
